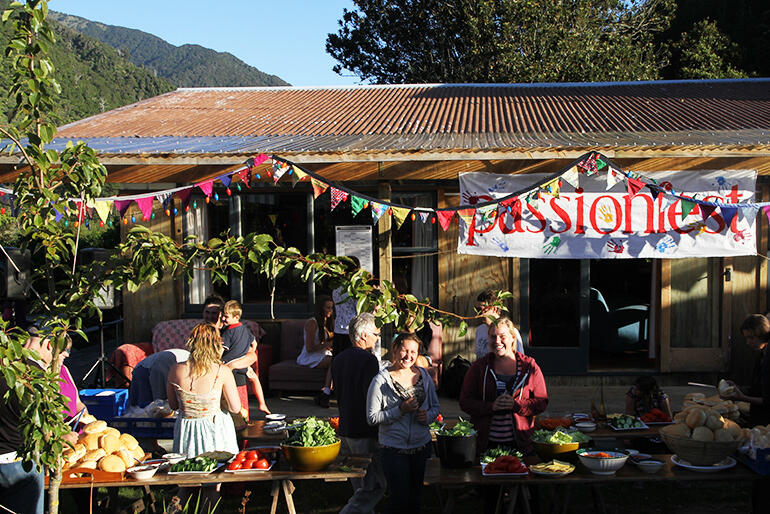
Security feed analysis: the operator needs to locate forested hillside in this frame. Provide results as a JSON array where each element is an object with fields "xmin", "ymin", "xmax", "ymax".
[{"xmin": 50, "ymin": 11, "xmax": 289, "ymax": 88}]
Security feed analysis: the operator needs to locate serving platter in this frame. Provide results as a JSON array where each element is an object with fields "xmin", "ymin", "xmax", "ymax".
[
  {"xmin": 609, "ymin": 420, "xmax": 650, "ymax": 431},
  {"xmin": 529, "ymin": 467, "xmax": 574, "ymax": 477},
  {"xmin": 670, "ymin": 454, "xmax": 736, "ymax": 473},
  {"xmin": 167, "ymin": 464, "xmax": 224, "ymax": 476},
  {"xmin": 481, "ymin": 465, "xmax": 529, "ymax": 477},
  {"xmin": 224, "ymin": 458, "xmax": 276, "ymax": 473}
]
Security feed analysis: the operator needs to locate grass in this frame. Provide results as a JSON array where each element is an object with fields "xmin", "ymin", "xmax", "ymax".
[{"xmin": 55, "ymin": 479, "xmax": 753, "ymax": 513}]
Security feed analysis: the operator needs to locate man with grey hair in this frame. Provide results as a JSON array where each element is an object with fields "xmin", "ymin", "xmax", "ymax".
[{"xmin": 331, "ymin": 312, "xmax": 386, "ymax": 513}]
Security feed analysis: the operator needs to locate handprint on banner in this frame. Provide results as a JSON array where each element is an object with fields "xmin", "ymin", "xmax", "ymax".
[
  {"xmin": 684, "ymin": 221, "xmax": 707, "ymax": 235},
  {"xmin": 734, "ymin": 229, "xmax": 749, "ymax": 244},
  {"xmin": 488, "ymin": 178, "xmax": 510, "ymax": 193},
  {"xmin": 656, "ymin": 236, "xmax": 677, "ymax": 254},
  {"xmin": 598, "ymin": 205, "xmax": 614, "ymax": 224},
  {"xmin": 711, "ymin": 176, "xmax": 729, "ymax": 194},
  {"xmin": 461, "ymin": 192, "xmax": 492, "ymax": 205},
  {"xmin": 543, "ymin": 236, "xmax": 562, "ymax": 255},
  {"xmin": 491, "ymin": 236, "xmax": 509, "ymax": 252},
  {"xmin": 606, "ymin": 239, "xmax": 626, "ymax": 254}
]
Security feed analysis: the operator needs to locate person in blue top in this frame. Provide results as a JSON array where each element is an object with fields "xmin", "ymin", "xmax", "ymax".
[{"xmin": 367, "ymin": 332, "xmax": 440, "ymax": 513}]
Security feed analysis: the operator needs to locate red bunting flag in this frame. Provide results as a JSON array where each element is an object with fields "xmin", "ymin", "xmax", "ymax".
[
  {"xmin": 238, "ymin": 168, "xmax": 250, "ymax": 188},
  {"xmin": 330, "ymin": 188, "xmax": 349, "ymax": 211},
  {"xmin": 627, "ymin": 177, "xmax": 645, "ymax": 196},
  {"xmin": 196, "ymin": 180, "xmax": 214, "ymax": 197},
  {"xmin": 436, "ymin": 210, "xmax": 456, "ymax": 231}
]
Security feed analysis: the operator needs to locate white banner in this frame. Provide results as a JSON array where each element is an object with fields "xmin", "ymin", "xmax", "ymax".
[{"xmin": 458, "ymin": 170, "xmax": 757, "ymax": 259}]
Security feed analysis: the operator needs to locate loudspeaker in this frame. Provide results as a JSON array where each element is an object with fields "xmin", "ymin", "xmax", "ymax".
[
  {"xmin": 79, "ymin": 248, "xmax": 120, "ymax": 310},
  {"xmin": 0, "ymin": 247, "xmax": 31, "ymax": 299}
]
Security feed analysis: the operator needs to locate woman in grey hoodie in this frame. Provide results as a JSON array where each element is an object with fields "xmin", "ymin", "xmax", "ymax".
[{"xmin": 366, "ymin": 332, "xmax": 440, "ymax": 513}]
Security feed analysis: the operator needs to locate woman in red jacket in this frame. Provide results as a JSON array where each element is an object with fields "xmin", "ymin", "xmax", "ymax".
[{"xmin": 459, "ymin": 317, "xmax": 548, "ymax": 456}]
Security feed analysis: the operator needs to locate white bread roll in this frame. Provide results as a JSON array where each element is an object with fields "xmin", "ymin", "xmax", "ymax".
[
  {"xmin": 685, "ymin": 408, "xmax": 707, "ymax": 429},
  {"xmin": 83, "ymin": 420, "xmax": 107, "ymax": 434},
  {"xmin": 98, "ymin": 454, "xmax": 126, "ymax": 473},
  {"xmin": 692, "ymin": 426, "xmax": 714, "ymax": 442}
]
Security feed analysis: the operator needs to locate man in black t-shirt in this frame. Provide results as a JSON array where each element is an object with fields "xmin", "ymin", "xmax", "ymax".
[{"xmin": 332, "ymin": 312, "xmax": 386, "ymax": 513}]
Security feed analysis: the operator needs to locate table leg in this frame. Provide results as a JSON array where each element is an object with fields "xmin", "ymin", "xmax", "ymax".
[
  {"xmin": 269, "ymin": 481, "xmax": 280, "ymax": 514},
  {"xmin": 521, "ymin": 485, "xmax": 532, "ymax": 514},
  {"xmin": 505, "ymin": 485, "xmax": 520, "ymax": 514},
  {"xmin": 282, "ymin": 479, "xmax": 297, "ymax": 514},
  {"xmin": 589, "ymin": 484, "xmax": 607, "ymax": 514},
  {"xmin": 442, "ymin": 487, "xmax": 457, "ymax": 514}
]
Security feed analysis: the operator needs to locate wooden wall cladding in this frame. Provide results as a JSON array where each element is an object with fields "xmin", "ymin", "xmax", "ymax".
[{"xmin": 120, "ymin": 207, "xmax": 182, "ymax": 344}]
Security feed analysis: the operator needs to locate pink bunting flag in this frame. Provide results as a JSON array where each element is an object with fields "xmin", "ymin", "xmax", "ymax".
[
  {"xmin": 196, "ymin": 180, "xmax": 214, "ymax": 197},
  {"xmin": 134, "ymin": 196, "xmax": 154, "ymax": 221},
  {"xmin": 330, "ymin": 188, "xmax": 349, "ymax": 211},
  {"xmin": 114, "ymin": 199, "xmax": 132, "ymax": 217},
  {"xmin": 175, "ymin": 188, "xmax": 193, "ymax": 208},
  {"xmin": 254, "ymin": 153, "xmax": 269, "ymax": 166},
  {"xmin": 763, "ymin": 205, "xmax": 770, "ymax": 224},
  {"xmin": 436, "ymin": 210, "xmax": 456, "ymax": 231}
]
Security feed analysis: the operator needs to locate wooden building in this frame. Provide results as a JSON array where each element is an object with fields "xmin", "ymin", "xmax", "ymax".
[{"xmin": 3, "ymin": 79, "xmax": 770, "ymax": 382}]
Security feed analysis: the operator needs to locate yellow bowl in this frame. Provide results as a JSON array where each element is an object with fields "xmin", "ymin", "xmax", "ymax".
[
  {"xmin": 533, "ymin": 441, "xmax": 580, "ymax": 462},
  {"xmin": 281, "ymin": 440, "xmax": 341, "ymax": 472}
]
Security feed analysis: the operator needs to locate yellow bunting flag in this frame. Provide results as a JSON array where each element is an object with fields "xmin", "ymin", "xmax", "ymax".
[
  {"xmin": 269, "ymin": 214, "xmax": 278, "ymax": 226},
  {"xmin": 542, "ymin": 178, "xmax": 560, "ymax": 198},
  {"xmin": 291, "ymin": 166, "xmax": 307, "ymax": 186},
  {"xmin": 311, "ymin": 178, "xmax": 328, "ymax": 198},
  {"xmin": 392, "ymin": 206, "xmax": 411, "ymax": 229},
  {"xmin": 90, "ymin": 200, "xmax": 113, "ymax": 224},
  {"xmin": 457, "ymin": 208, "xmax": 475, "ymax": 226}
]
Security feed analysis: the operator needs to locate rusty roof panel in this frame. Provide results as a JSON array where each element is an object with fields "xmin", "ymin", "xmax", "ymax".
[{"xmin": 54, "ymin": 80, "xmax": 770, "ymax": 148}]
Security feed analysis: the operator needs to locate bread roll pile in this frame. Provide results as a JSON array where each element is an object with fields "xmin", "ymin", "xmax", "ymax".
[
  {"xmin": 62, "ymin": 420, "xmax": 146, "ymax": 474},
  {"xmin": 662, "ymin": 404, "xmax": 747, "ymax": 443},
  {"xmin": 749, "ymin": 424, "xmax": 770, "ymax": 450},
  {"xmin": 682, "ymin": 392, "xmax": 740, "ymax": 420}
]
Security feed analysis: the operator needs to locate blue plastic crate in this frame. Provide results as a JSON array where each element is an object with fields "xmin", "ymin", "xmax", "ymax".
[
  {"xmin": 107, "ymin": 417, "xmax": 176, "ymax": 439},
  {"xmin": 736, "ymin": 447, "xmax": 770, "ymax": 476},
  {"xmin": 80, "ymin": 389, "xmax": 128, "ymax": 420}
]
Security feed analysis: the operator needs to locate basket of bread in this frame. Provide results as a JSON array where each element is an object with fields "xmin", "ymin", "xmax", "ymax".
[
  {"xmin": 660, "ymin": 403, "xmax": 746, "ymax": 466},
  {"xmin": 60, "ymin": 417, "xmax": 148, "ymax": 482}
]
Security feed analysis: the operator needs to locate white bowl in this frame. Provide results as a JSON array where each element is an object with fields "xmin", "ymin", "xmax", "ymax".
[
  {"xmin": 636, "ymin": 459, "xmax": 665, "ymax": 474},
  {"xmin": 577, "ymin": 449, "xmax": 629, "ymax": 475},
  {"xmin": 127, "ymin": 465, "xmax": 160, "ymax": 479},
  {"xmin": 575, "ymin": 422, "xmax": 596, "ymax": 433},
  {"xmin": 266, "ymin": 414, "xmax": 286, "ymax": 421},
  {"xmin": 625, "ymin": 449, "xmax": 639, "ymax": 456},
  {"xmin": 162, "ymin": 453, "xmax": 185, "ymax": 464}
]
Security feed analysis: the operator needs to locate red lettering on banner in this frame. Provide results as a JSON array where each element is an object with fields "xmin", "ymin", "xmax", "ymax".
[
  {"xmin": 726, "ymin": 185, "xmax": 744, "ymax": 204},
  {"xmin": 498, "ymin": 201, "xmax": 525, "ymax": 234},
  {"xmin": 623, "ymin": 194, "xmax": 656, "ymax": 234},
  {"xmin": 466, "ymin": 208, "xmax": 499, "ymax": 246},
  {"xmin": 550, "ymin": 197, "xmax": 572, "ymax": 234},
  {"xmin": 589, "ymin": 196, "xmax": 622, "ymax": 234},
  {"xmin": 575, "ymin": 194, "xmax": 585, "ymax": 234},
  {"xmin": 525, "ymin": 203, "xmax": 547, "ymax": 233}
]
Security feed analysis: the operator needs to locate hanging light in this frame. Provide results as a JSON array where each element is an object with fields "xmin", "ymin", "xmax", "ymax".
[
  {"xmin": 151, "ymin": 213, "xmax": 156, "ymax": 219},
  {"xmin": 64, "ymin": 220, "xmax": 69, "ymax": 227},
  {"xmin": 411, "ymin": 213, "xmax": 416, "ymax": 221},
  {"xmin": 84, "ymin": 220, "xmax": 89, "ymax": 228},
  {"xmin": 205, "ymin": 197, "xmax": 210, "ymax": 204},
  {"xmin": 193, "ymin": 201, "xmax": 198, "ymax": 209},
  {"xmin": 237, "ymin": 184, "xmax": 242, "ymax": 191},
  {"xmin": 173, "ymin": 208, "xmax": 178, "ymax": 215},
  {"xmin": 226, "ymin": 188, "xmax": 232, "ymax": 196},
  {"xmin": 214, "ymin": 193, "xmax": 219, "ymax": 201},
  {"xmin": 165, "ymin": 208, "xmax": 171, "ymax": 217},
  {"xmin": 122, "ymin": 218, "xmax": 127, "ymax": 225},
  {"xmin": 131, "ymin": 215, "xmax": 136, "ymax": 223},
  {"xmin": 99, "ymin": 220, "xmax": 105, "ymax": 227}
]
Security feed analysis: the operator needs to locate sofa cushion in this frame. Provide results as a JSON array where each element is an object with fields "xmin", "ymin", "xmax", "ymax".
[
  {"xmin": 152, "ymin": 319, "xmax": 265, "ymax": 352},
  {"xmin": 279, "ymin": 319, "xmax": 308, "ymax": 362},
  {"xmin": 268, "ymin": 359, "xmax": 327, "ymax": 388}
]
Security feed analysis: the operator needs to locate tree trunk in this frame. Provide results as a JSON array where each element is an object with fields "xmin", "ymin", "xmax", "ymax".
[{"xmin": 48, "ymin": 465, "xmax": 62, "ymax": 514}]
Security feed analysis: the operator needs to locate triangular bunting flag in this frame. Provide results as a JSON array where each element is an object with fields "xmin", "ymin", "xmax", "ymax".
[
  {"xmin": 351, "ymin": 196, "xmax": 368, "ymax": 217},
  {"xmin": 92, "ymin": 201, "xmax": 112, "ymax": 223},
  {"xmin": 596, "ymin": 157, "xmax": 608, "ymax": 170},
  {"xmin": 627, "ymin": 177, "xmax": 645, "ymax": 196},
  {"xmin": 541, "ymin": 178, "xmax": 560, "ymax": 198},
  {"xmin": 741, "ymin": 204, "xmax": 760, "ymax": 222},
  {"xmin": 606, "ymin": 167, "xmax": 623, "ymax": 190},
  {"xmin": 330, "ymin": 188, "xmax": 349, "ymax": 211},
  {"xmin": 699, "ymin": 202, "xmax": 718, "ymax": 222},
  {"xmin": 53, "ymin": 207, "xmax": 64, "ymax": 222},
  {"xmin": 217, "ymin": 174, "xmax": 232, "ymax": 188},
  {"xmin": 647, "ymin": 184, "xmax": 663, "ymax": 201},
  {"xmin": 763, "ymin": 205, "xmax": 770, "ymax": 224},
  {"xmin": 135, "ymin": 196, "xmax": 154, "ymax": 221},
  {"xmin": 457, "ymin": 208, "xmax": 475, "ymax": 227},
  {"xmin": 272, "ymin": 161, "xmax": 291, "ymax": 183},
  {"xmin": 436, "ymin": 210, "xmax": 455, "ymax": 231},
  {"xmin": 577, "ymin": 153, "xmax": 598, "ymax": 175},
  {"xmin": 291, "ymin": 166, "xmax": 307, "ymax": 186},
  {"xmin": 311, "ymin": 178, "xmax": 328, "ymax": 199},
  {"xmin": 680, "ymin": 199, "xmax": 696, "ymax": 220},
  {"xmin": 254, "ymin": 153, "xmax": 269, "ymax": 167},
  {"xmin": 114, "ymin": 199, "xmax": 132, "ymax": 217},
  {"xmin": 371, "ymin": 202, "xmax": 388, "ymax": 224},
  {"xmin": 238, "ymin": 168, "xmax": 250, "ymax": 188},
  {"xmin": 196, "ymin": 180, "xmax": 214, "ymax": 197},
  {"xmin": 561, "ymin": 166, "xmax": 579, "ymax": 189},
  {"xmin": 392, "ymin": 207, "xmax": 410, "ymax": 229},
  {"xmin": 418, "ymin": 211, "xmax": 430, "ymax": 223},
  {"xmin": 721, "ymin": 205, "xmax": 739, "ymax": 227},
  {"xmin": 477, "ymin": 204, "xmax": 498, "ymax": 228},
  {"xmin": 175, "ymin": 188, "xmax": 193, "ymax": 209},
  {"xmin": 268, "ymin": 214, "xmax": 278, "ymax": 226}
]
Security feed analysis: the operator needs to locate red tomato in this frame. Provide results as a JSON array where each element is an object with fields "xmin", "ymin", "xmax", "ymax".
[
  {"xmin": 245, "ymin": 450, "xmax": 259, "ymax": 461},
  {"xmin": 227, "ymin": 461, "xmax": 242, "ymax": 471},
  {"xmin": 235, "ymin": 452, "xmax": 246, "ymax": 462},
  {"xmin": 255, "ymin": 458, "xmax": 270, "ymax": 469},
  {"xmin": 243, "ymin": 459, "xmax": 256, "ymax": 469},
  {"xmin": 436, "ymin": 413, "xmax": 443, "ymax": 423}
]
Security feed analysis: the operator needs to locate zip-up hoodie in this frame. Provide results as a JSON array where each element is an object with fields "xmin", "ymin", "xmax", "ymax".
[
  {"xmin": 366, "ymin": 366, "xmax": 440, "ymax": 449},
  {"xmin": 459, "ymin": 352, "xmax": 548, "ymax": 456}
]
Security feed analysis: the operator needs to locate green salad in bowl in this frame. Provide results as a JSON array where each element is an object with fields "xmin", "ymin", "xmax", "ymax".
[
  {"xmin": 532, "ymin": 427, "xmax": 590, "ymax": 444},
  {"xmin": 480, "ymin": 446, "xmax": 523, "ymax": 465},
  {"xmin": 435, "ymin": 418, "xmax": 477, "ymax": 437}
]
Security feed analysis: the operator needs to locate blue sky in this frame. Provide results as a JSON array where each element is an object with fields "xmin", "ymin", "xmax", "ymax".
[{"xmin": 52, "ymin": 0, "xmax": 359, "ymax": 86}]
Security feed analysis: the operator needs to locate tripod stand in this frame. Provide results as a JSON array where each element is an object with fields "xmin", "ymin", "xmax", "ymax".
[{"xmin": 81, "ymin": 318, "xmax": 128, "ymax": 388}]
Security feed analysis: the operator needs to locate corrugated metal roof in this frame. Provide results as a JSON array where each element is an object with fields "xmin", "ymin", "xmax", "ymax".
[{"xmin": 51, "ymin": 80, "xmax": 770, "ymax": 157}]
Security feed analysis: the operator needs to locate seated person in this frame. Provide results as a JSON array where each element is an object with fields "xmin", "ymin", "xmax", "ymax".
[
  {"xmin": 625, "ymin": 376, "xmax": 672, "ymax": 419},
  {"xmin": 128, "ymin": 349, "xmax": 190, "ymax": 408},
  {"xmin": 221, "ymin": 300, "xmax": 269, "ymax": 417},
  {"xmin": 297, "ymin": 295, "xmax": 334, "ymax": 369}
]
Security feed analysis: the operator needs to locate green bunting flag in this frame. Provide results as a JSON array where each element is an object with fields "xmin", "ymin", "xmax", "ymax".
[{"xmin": 351, "ymin": 196, "xmax": 368, "ymax": 217}]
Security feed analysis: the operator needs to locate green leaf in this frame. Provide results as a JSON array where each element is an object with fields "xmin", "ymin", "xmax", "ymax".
[{"xmin": 458, "ymin": 321, "xmax": 468, "ymax": 338}]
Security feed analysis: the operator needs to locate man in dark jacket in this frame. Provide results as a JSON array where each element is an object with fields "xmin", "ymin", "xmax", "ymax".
[{"xmin": 331, "ymin": 312, "xmax": 386, "ymax": 513}]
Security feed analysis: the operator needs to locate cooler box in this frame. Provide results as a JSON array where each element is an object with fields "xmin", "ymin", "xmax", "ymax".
[{"xmin": 80, "ymin": 389, "xmax": 128, "ymax": 419}]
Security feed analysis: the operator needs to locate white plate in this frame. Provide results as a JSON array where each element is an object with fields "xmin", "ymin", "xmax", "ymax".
[
  {"xmin": 266, "ymin": 414, "xmax": 286, "ymax": 421},
  {"xmin": 529, "ymin": 466, "xmax": 574, "ymax": 477},
  {"xmin": 167, "ymin": 464, "xmax": 223, "ymax": 476},
  {"xmin": 224, "ymin": 458, "xmax": 276, "ymax": 473},
  {"xmin": 670, "ymin": 454, "xmax": 736, "ymax": 473}
]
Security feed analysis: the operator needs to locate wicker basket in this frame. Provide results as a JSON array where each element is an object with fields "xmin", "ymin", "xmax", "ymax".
[{"xmin": 661, "ymin": 433, "xmax": 741, "ymax": 466}]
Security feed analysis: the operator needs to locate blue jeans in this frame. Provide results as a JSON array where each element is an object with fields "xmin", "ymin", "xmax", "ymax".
[
  {"xmin": 380, "ymin": 444, "xmax": 431, "ymax": 514},
  {"xmin": 0, "ymin": 460, "xmax": 44, "ymax": 514}
]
